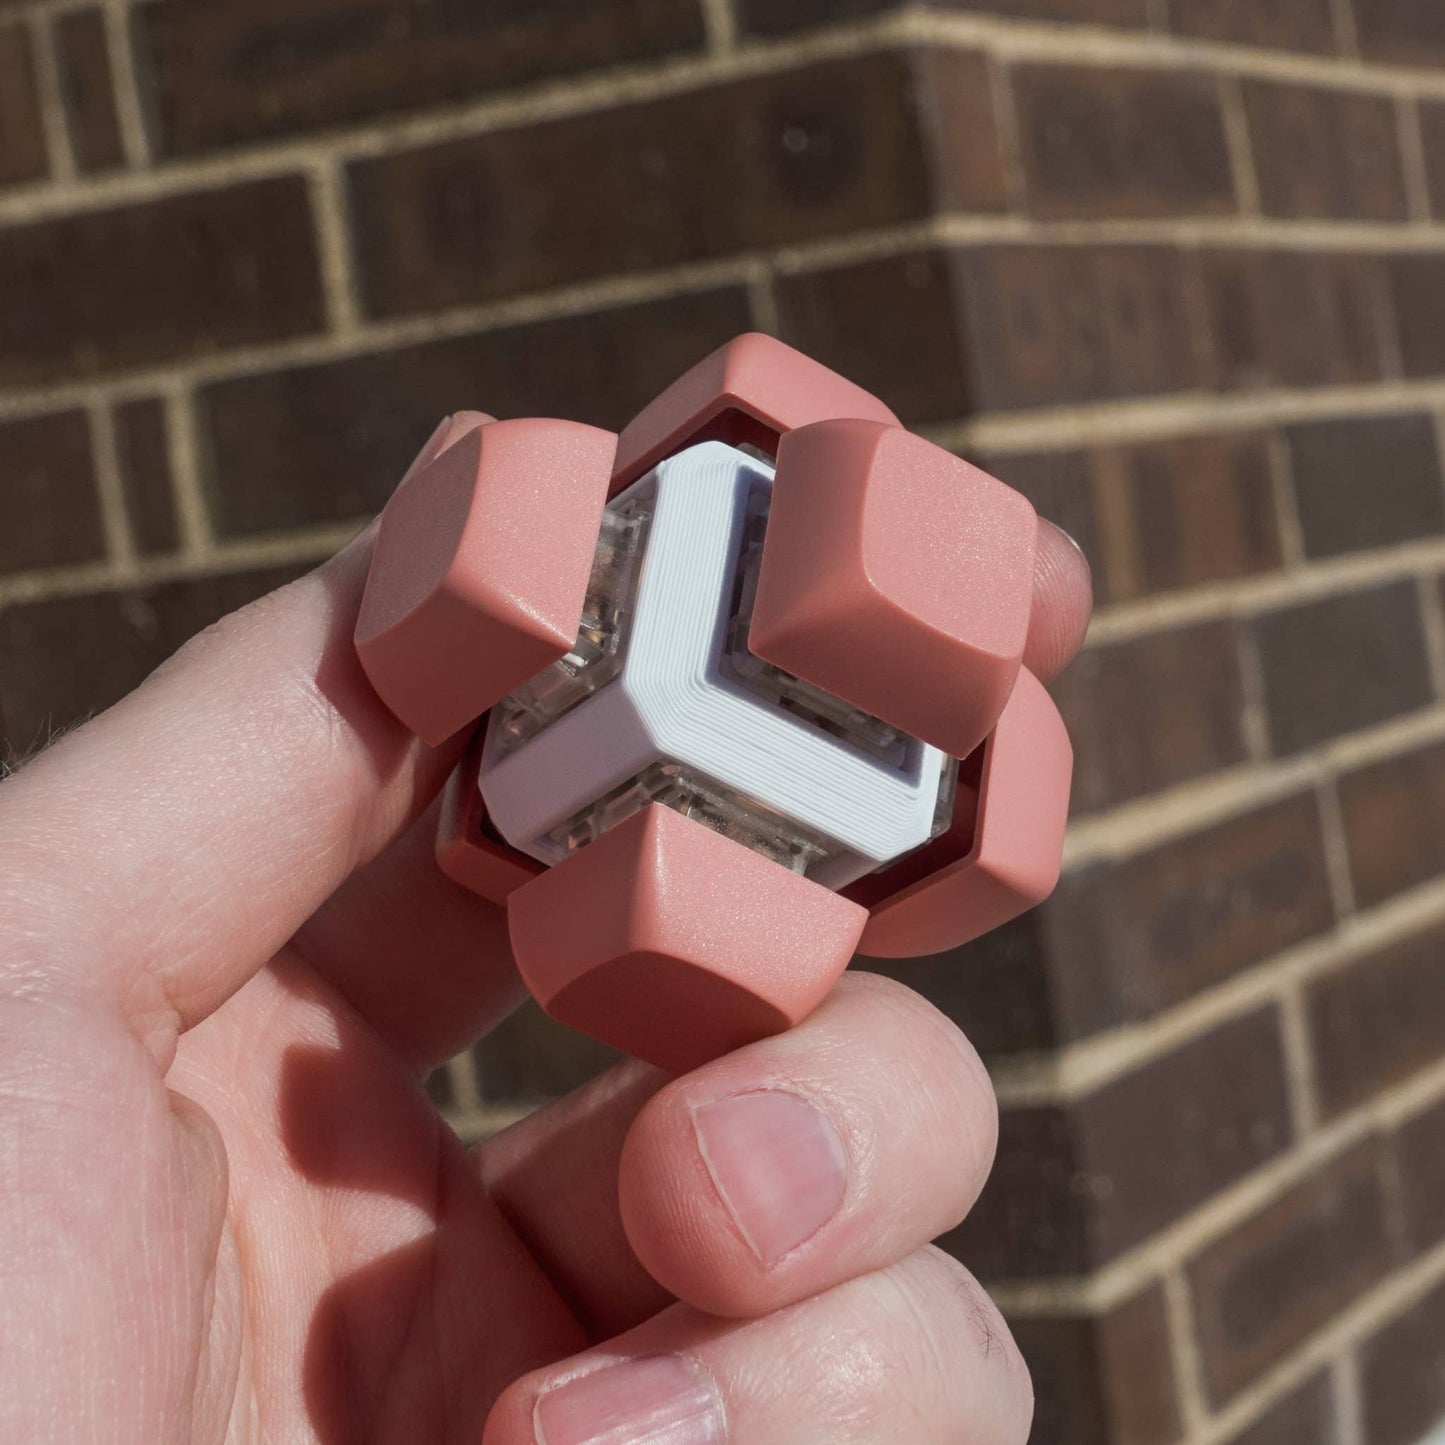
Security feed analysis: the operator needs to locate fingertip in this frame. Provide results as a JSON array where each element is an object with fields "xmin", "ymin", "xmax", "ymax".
[{"xmin": 1025, "ymin": 520, "xmax": 1093, "ymax": 682}]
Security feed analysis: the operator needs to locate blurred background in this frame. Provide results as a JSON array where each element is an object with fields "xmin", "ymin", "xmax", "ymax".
[{"xmin": 2, "ymin": 0, "xmax": 1445, "ymax": 1440}]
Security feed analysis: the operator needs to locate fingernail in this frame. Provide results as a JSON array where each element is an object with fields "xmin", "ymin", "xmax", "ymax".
[
  {"xmin": 691, "ymin": 1089, "xmax": 848, "ymax": 1265},
  {"xmin": 534, "ymin": 1356, "xmax": 725, "ymax": 1445}
]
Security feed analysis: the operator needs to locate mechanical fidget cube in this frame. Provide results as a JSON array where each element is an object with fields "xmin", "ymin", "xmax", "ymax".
[{"xmin": 355, "ymin": 335, "xmax": 1073, "ymax": 1073}]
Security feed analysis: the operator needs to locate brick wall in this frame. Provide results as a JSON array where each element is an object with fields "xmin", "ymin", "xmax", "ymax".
[{"xmin": 1, "ymin": 1, "xmax": 1443, "ymax": 1440}]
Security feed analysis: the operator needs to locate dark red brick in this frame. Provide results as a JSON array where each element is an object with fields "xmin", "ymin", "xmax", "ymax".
[
  {"xmin": 200, "ymin": 287, "xmax": 751, "ymax": 536},
  {"xmin": 1199, "ymin": 250, "xmax": 1391, "ymax": 392},
  {"xmin": 114, "ymin": 399, "xmax": 179, "ymax": 557},
  {"xmin": 1339, "ymin": 739, "xmax": 1445, "ymax": 909},
  {"xmin": 1042, "ymin": 794, "xmax": 1335, "ymax": 1038},
  {"xmin": 1011, "ymin": 1287, "xmax": 1183, "ymax": 1445},
  {"xmin": 738, "ymin": 0, "xmax": 1149, "ymax": 35},
  {"xmin": 349, "ymin": 50, "xmax": 1005, "ymax": 318},
  {"xmin": 1244, "ymin": 82, "xmax": 1407, "ymax": 221},
  {"xmin": 1097, "ymin": 431, "xmax": 1283, "ymax": 601},
  {"xmin": 1397, "ymin": 1095, "xmax": 1445, "ymax": 1253},
  {"xmin": 1287, "ymin": 413, "xmax": 1444, "ymax": 559},
  {"xmin": 1251, "ymin": 583, "xmax": 1434, "ymax": 756},
  {"xmin": 952, "ymin": 1009, "xmax": 1293, "ymax": 1277},
  {"xmin": 136, "ymin": 0, "xmax": 706, "ymax": 156},
  {"xmin": 955, "ymin": 245, "xmax": 1203, "ymax": 410},
  {"xmin": 0, "ymin": 567, "xmax": 307, "ymax": 753},
  {"xmin": 1168, "ymin": 0, "xmax": 1336, "ymax": 51},
  {"xmin": 0, "ymin": 22, "xmax": 47, "ymax": 188},
  {"xmin": 1360, "ymin": 1278, "xmax": 1445, "ymax": 1445},
  {"xmin": 1308, "ymin": 922, "xmax": 1445, "ymax": 1118},
  {"xmin": 54, "ymin": 8, "xmax": 124, "ymax": 173},
  {"xmin": 0, "ymin": 177, "xmax": 324, "ymax": 389},
  {"xmin": 1013, "ymin": 64, "xmax": 1234, "ymax": 219},
  {"xmin": 474, "ymin": 999, "xmax": 620, "ymax": 1103},
  {"xmin": 1355, "ymin": 0, "xmax": 1445, "ymax": 66},
  {"xmin": 1388, "ymin": 254, "xmax": 1445, "ymax": 378},
  {"xmin": 775, "ymin": 249, "xmax": 969, "ymax": 425},
  {"xmin": 1053, "ymin": 621, "xmax": 1251, "ymax": 814},
  {"xmin": 1189, "ymin": 1141, "xmax": 1402, "ymax": 1404},
  {"xmin": 0, "ymin": 411, "xmax": 106, "ymax": 575},
  {"xmin": 1221, "ymin": 1374, "xmax": 1340, "ymax": 1445}
]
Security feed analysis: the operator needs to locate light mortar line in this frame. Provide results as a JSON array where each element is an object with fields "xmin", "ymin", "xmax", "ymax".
[
  {"xmin": 1397, "ymin": 97, "xmax": 1433, "ymax": 224},
  {"xmin": 985, "ymin": 54, "xmax": 1029, "ymax": 216},
  {"xmin": 1416, "ymin": 569, "xmax": 1445, "ymax": 701},
  {"xmin": 101, "ymin": 0, "xmax": 149, "ymax": 169},
  {"xmin": 1218, "ymin": 72, "xmax": 1262, "ymax": 216},
  {"xmin": 27, "ymin": 10, "xmax": 76, "ymax": 183},
  {"xmin": 1278, "ymin": 978, "xmax": 1323, "ymax": 1140},
  {"xmin": 744, "ymin": 258, "xmax": 780, "ymax": 336},
  {"xmin": 1235, "ymin": 621, "xmax": 1273, "ymax": 765},
  {"xmin": 1162, "ymin": 1270, "xmax": 1209, "ymax": 1437},
  {"xmin": 162, "ymin": 386, "xmax": 213, "ymax": 559},
  {"xmin": 1267, "ymin": 429, "xmax": 1307, "ymax": 569},
  {"xmin": 1317, "ymin": 776, "xmax": 1359, "ymax": 920},
  {"xmin": 993, "ymin": 1067, "xmax": 1445, "ymax": 1322},
  {"xmin": 307, "ymin": 160, "xmax": 363, "ymax": 335},
  {"xmin": 445, "ymin": 1054, "xmax": 483, "ymax": 1116},
  {"xmin": 85, "ymin": 397, "xmax": 136, "ymax": 575},
  {"xmin": 1333, "ymin": 1353, "xmax": 1367, "ymax": 1445},
  {"xmin": 699, "ymin": 0, "xmax": 739, "ymax": 53},
  {"xmin": 993, "ymin": 849, "xmax": 1445, "ymax": 1109}
]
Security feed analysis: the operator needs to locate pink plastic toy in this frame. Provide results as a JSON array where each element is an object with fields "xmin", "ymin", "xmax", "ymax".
[{"xmin": 358, "ymin": 335, "xmax": 1073, "ymax": 1073}]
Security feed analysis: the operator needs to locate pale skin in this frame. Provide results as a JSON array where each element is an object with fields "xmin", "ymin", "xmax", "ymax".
[{"xmin": 0, "ymin": 439, "xmax": 1091, "ymax": 1444}]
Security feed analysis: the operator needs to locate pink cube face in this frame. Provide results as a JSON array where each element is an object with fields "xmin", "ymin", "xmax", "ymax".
[
  {"xmin": 610, "ymin": 332, "xmax": 901, "ymax": 492},
  {"xmin": 356, "ymin": 418, "xmax": 618, "ymax": 745},
  {"xmin": 749, "ymin": 419, "xmax": 1040, "ymax": 764}
]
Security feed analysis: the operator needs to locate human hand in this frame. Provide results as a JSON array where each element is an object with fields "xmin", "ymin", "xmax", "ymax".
[{"xmin": 0, "ymin": 429, "xmax": 1091, "ymax": 1444}]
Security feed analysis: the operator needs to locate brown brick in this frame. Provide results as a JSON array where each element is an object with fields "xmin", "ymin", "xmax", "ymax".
[
  {"xmin": 0, "ymin": 178, "xmax": 324, "ymax": 389},
  {"xmin": 114, "ymin": 399, "xmax": 179, "ymax": 557},
  {"xmin": 136, "ymin": 0, "xmax": 706, "ymax": 156},
  {"xmin": 1053, "ymin": 621, "xmax": 1251, "ymax": 814},
  {"xmin": 54, "ymin": 8, "xmax": 124, "ymax": 173},
  {"xmin": 1418, "ymin": 103, "xmax": 1445, "ymax": 218},
  {"xmin": 1360, "ymin": 1279, "xmax": 1445, "ymax": 1445},
  {"xmin": 953, "ymin": 1009, "xmax": 1293, "ymax": 1276},
  {"xmin": 200, "ymin": 287, "xmax": 751, "ymax": 536},
  {"xmin": 1397, "ymin": 1095, "xmax": 1445, "ymax": 1253},
  {"xmin": 1251, "ymin": 583, "xmax": 1434, "ymax": 756},
  {"xmin": 0, "ymin": 22, "xmax": 46, "ymax": 188},
  {"xmin": 977, "ymin": 450, "xmax": 1106, "ymax": 601},
  {"xmin": 0, "ymin": 568, "xmax": 306, "ymax": 753},
  {"xmin": 1013, "ymin": 65, "xmax": 1234, "ymax": 219},
  {"xmin": 1199, "ymin": 250, "xmax": 1391, "ymax": 392},
  {"xmin": 0, "ymin": 411, "xmax": 106, "ymax": 575},
  {"xmin": 1095, "ymin": 431, "xmax": 1283, "ymax": 601},
  {"xmin": 1243, "ymin": 82, "xmax": 1407, "ymax": 221},
  {"xmin": 775, "ymin": 250, "xmax": 969, "ymax": 425},
  {"xmin": 955, "ymin": 245, "xmax": 1203, "ymax": 410},
  {"xmin": 1044, "ymin": 794, "xmax": 1335, "ymax": 1039},
  {"xmin": 1221, "ymin": 1374, "xmax": 1340, "ymax": 1445},
  {"xmin": 1286, "ymin": 413, "xmax": 1444, "ymax": 559},
  {"xmin": 474, "ymin": 999, "xmax": 620, "ymax": 1103},
  {"xmin": 349, "ymin": 51, "xmax": 1005, "ymax": 318},
  {"xmin": 1339, "ymin": 739, "xmax": 1445, "ymax": 909},
  {"xmin": 1356, "ymin": 0, "xmax": 1445, "ymax": 66},
  {"xmin": 738, "ymin": 0, "xmax": 1149, "ymax": 35},
  {"xmin": 1189, "ymin": 1141, "xmax": 1402, "ymax": 1404},
  {"xmin": 1308, "ymin": 922, "xmax": 1445, "ymax": 1118},
  {"xmin": 1168, "ymin": 0, "xmax": 1336, "ymax": 51},
  {"xmin": 1388, "ymin": 254, "xmax": 1445, "ymax": 378},
  {"xmin": 1011, "ymin": 1287, "xmax": 1183, "ymax": 1445}
]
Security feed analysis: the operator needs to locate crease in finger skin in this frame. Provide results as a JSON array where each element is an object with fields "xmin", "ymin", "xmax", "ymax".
[{"xmin": 532, "ymin": 1354, "xmax": 727, "ymax": 1445}]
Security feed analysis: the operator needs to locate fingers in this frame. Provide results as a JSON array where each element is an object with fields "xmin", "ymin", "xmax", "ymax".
[
  {"xmin": 1025, "ymin": 519, "xmax": 1093, "ymax": 682},
  {"xmin": 476, "ymin": 973, "xmax": 998, "ymax": 1331},
  {"xmin": 0, "ymin": 415, "xmax": 486, "ymax": 1039},
  {"xmin": 483, "ymin": 1247, "xmax": 1033, "ymax": 1445}
]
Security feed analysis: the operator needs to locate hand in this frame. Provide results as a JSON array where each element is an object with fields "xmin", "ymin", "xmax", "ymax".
[{"xmin": 0, "ymin": 451, "xmax": 1091, "ymax": 1444}]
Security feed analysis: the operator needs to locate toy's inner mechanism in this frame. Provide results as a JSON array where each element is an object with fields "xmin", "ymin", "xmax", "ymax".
[{"xmin": 480, "ymin": 442, "xmax": 961, "ymax": 891}]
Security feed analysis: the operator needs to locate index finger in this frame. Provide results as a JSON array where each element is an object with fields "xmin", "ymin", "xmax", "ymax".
[{"xmin": 0, "ymin": 415, "xmax": 488, "ymax": 1036}]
